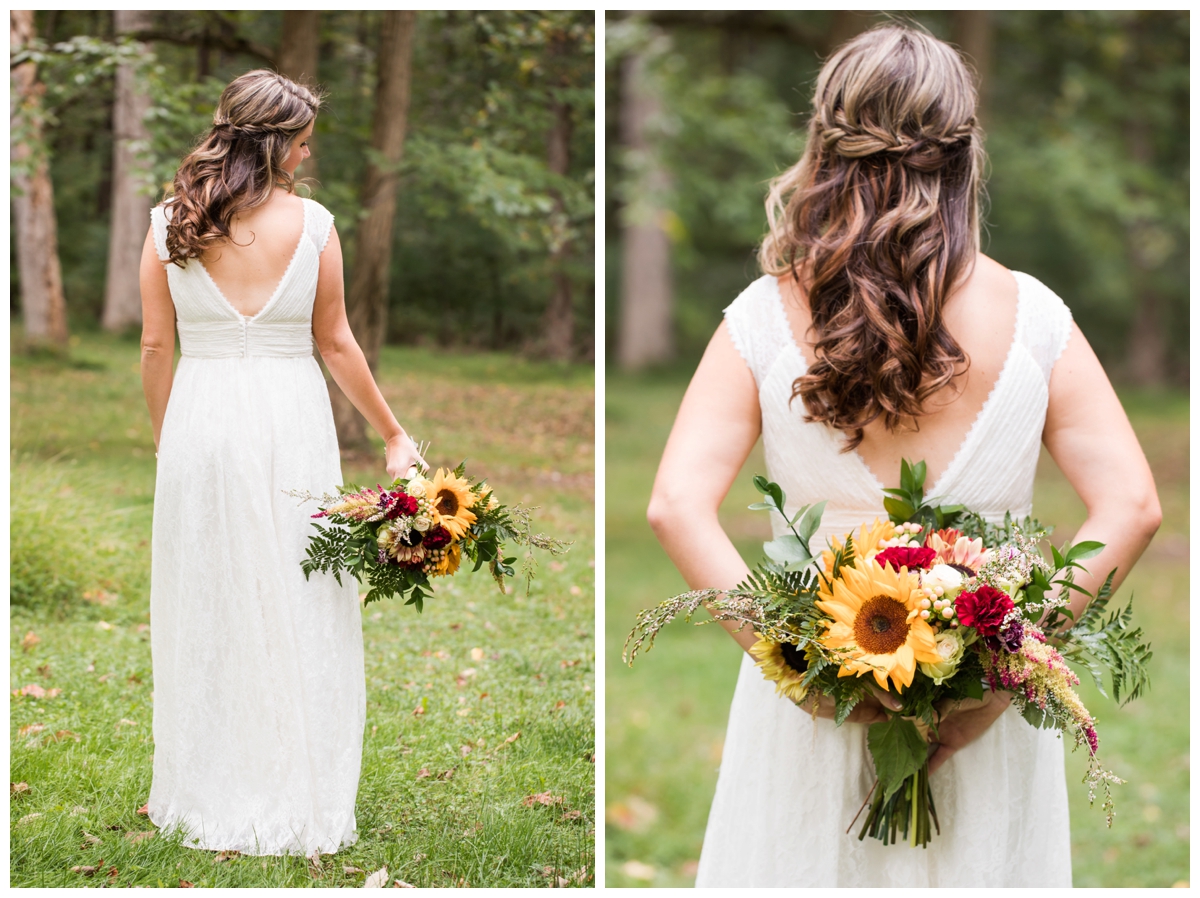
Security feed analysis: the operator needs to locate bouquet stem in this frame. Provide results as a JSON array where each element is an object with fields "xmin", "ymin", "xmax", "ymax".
[{"xmin": 856, "ymin": 761, "xmax": 939, "ymax": 847}]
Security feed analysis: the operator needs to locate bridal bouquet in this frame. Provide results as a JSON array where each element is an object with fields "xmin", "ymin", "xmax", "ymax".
[
  {"xmin": 291, "ymin": 462, "xmax": 568, "ymax": 611},
  {"xmin": 625, "ymin": 460, "xmax": 1151, "ymax": 848}
]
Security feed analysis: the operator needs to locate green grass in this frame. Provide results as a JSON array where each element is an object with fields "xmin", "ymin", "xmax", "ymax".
[
  {"xmin": 604, "ymin": 371, "xmax": 1189, "ymax": 888},
  {"xmin": 10, "ymin": 334, "xmax": 595, "ymax": 888}
]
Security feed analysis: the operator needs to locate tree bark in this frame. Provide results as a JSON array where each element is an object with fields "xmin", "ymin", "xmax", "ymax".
[
  {"xmin": 11, "ymin": 9, "xmax": 68, "ymax": 347},
  {"xmin": 617, "ymin": 47, "xmax": 673, "ymax": 371},
  {"xmin": 330, "ymin": 10, "xmax": 416, "ymax": 451},
  {"xmin": 102, "ymin": 9, "xmax": 153, "ymax": 333},
  {"xmin": 541, "ymin": 29, "xmax": 575, "ymax": 363},
  {"xmin": 277, "ymin": 11, "xmax": 320, "ymax": 182},
  {"xmin": 951, "ymin": 11, "xmax": 993, "ymax": 122}
]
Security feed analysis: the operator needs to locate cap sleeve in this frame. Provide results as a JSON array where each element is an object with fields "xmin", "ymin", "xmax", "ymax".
[
  {"xmin": 1013, "ymin": 272, "xmax": 1073, "ymax": 384},
  {"xmin": 150, "ymin": 204, "xmax": 171, "ymax": 262},
  {"xmin": 303, "ymin": 198, "xmax": 335, "ymax": 254},
  {"xmin": 722, "ymin": 275, "xmax": 790, "ymax": 389}
]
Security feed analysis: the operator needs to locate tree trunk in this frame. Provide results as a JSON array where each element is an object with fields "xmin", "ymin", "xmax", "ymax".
[
  {"xmin": 277, "ymin": 11, "xmax": 320, "ymax": 183},
  {"xmin": 951, "ymin": 11, "xmax": 993, "ymax": 122},
  {"xmin": 541, "ymin": 29, "xmax": 575, "ymax": 363},
  {"xmin": 11, "ymin": 9, "xmax": 68, "ymax": 347},
  {"xmin": 329, "ymin": 10, "xmax": 416, "ymax": 451},
  {"xmin": 617, "ymin": 48, "xmax": 673, "ymax": 371},
  {"xmin": 102, "ymin": 9, "xmax": 153, "ymax": 333}
]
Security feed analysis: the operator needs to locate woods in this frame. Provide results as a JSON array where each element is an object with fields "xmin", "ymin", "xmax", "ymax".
[
  {"xmin": 10, "ymin": 10, "xmax": 596, "ymax": 366},
  {"xmin": 606, "ymin": 11, "xmax": 1189, "ymax": 384}
]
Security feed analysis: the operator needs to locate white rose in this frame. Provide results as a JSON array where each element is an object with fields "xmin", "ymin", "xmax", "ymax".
[
  {"xmin": 918, "ymin": 629, "xmax": 965, "ymax": 685},
  {"xmin": 924, "ymin": 564, "xmax": 965, "ymax": 599},
  {"xmin": 406, "ymin": 478, "xmax": 428, "ymax": 499},
  {"xmin": 413, "ymin": 514, "xmax": 432, "ymax": 533}
]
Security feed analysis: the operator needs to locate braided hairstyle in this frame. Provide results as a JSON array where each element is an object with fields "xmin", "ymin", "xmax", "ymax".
[
  {"xmin": 758, "ymin": 25, "xmax": 985, "ymax": 451},
  {"xmin": 165, "ymin": 69, "xmax": 321, "ymax": 266}
]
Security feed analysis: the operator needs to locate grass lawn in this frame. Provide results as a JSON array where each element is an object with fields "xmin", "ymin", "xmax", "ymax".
[
  {"xmin": 10, "ymin": 334, "xmax": 595, "ymax": 888},
  {"xmin": 604, "ymin": 369, "xmax": 1189, "ymax": 888}
]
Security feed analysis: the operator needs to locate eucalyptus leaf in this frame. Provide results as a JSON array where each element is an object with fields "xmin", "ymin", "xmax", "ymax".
[{"xmin": 763, "ymin": 535, "xmax": 813, "ymax": 568}]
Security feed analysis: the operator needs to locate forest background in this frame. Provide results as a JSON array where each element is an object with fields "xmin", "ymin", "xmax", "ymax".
[
  {"xmin": 605, "ymin": 10, "xmax": 1189, "ymax": 889},
  {"xmin": 12, "ymin": 10, "xmax": 595, "ymax": 389}
]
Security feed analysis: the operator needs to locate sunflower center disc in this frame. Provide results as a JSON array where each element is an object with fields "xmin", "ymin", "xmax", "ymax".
[
  {"xmin": 436, "ymin": 489, "xmax": 459, "ymax": 516},
  {"xmin": 853, "ymin": 595, "xmax": 911, "ymax": 655}
]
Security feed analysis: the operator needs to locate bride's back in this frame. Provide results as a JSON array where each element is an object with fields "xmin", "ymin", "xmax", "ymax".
[
  {"xmin": 778, "ymin": 253, "xmax": 1020, "ymax": 491},
  {"xmin": 199, "ymin": 191, "xmax": 307, "ymax": 317}
]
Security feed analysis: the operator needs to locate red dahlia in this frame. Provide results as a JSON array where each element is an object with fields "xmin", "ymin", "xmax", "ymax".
[
  {"xmin": 875, "ymin": 545, "xmax": 937, "ymax": 572},
  {"xmin": 954, "ymin": 584, "xmax": 1014, "ymax": 636},
  {"xmin": 422, "ymin": 526, "xmax": 452, "ymax": 550}
]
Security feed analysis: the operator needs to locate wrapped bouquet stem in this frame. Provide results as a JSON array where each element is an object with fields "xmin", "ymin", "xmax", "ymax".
[{"xmin": 626, "ymin": 460, "xmax": 1151, "ymax": 847}]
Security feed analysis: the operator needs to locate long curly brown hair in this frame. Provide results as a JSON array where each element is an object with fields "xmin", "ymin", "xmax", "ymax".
[
  {"xmin": 758, "ymin": 25, "xmax": 985, "ymax": 451},
  {"xmin": 164, "ymin": 69, "xmax": 320, "ymax": 267}
]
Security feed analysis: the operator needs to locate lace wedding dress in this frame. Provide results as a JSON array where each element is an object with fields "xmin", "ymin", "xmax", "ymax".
[
  {"xmin": 145, "ymin": 198, "xmax": 364, "ymax": 855},
  {"xmin": 695, "ymin": 272, "xmax": 1075, "ymax": 887}
]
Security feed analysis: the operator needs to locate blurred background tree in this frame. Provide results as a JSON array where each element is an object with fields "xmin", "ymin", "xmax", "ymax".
[
  {"xmin": 10, "ymin": 10, "xmax": 596, "ymax": 370},
  {"xmin": 606, "ymin": 10, "xmax": 1188, "ymax": 387}
]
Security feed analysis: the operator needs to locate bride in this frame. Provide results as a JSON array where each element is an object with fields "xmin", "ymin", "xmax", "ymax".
[
  {"xmin": 138, "ymin": 69, "xmax": 424, "ymax": 855},
  {"xmin": 647, "ymin": 26, "xmax": 1161, "ymax": 887}
]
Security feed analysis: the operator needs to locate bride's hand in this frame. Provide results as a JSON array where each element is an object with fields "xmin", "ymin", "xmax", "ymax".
[
  {"xmin": 385, "ymin": 433, "xmax": 426, "ymax": 482},
  {"xmin": 796, "ymin": 683, "xmax": 902, "ymax": 725},
  {"xmin": 927, "ymin": 689, "xmax": 1014, "ymax": 775}
]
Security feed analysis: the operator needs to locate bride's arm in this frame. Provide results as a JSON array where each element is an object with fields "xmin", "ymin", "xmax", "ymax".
[
  {"xmin": 1041, "ymin": 322, "xmax": 1162, "ymax": 613},
  {"xmin": 648, "ymin": 324, "xmax": 895, "ymax": 725},
  {"xmin": 139, "ymin": 228, "xmax": 175, "ymax": 451},
  {"xmin": 311, "ymin": 225, "xmax": 424, "ymax": 478},
  {"xmin": 647, "ymin": 323, "xmax": 763, "ymax": 653}
]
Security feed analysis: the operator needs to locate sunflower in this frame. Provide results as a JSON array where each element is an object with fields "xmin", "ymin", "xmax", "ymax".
[
  {"xmin": 431, "ymin": 540, "xmax": 462, "ymax": 577},
  {"xmin": 750, "ymin": 636, "xmax": 811, "ymax": 704},
  {"xmin": 428, "ymin": 468, "xmax": 477, "ymax": 539},
  {"xmin": 820, "ymin": 517, "xmax": 897, "ymax": 571},
  {"xmin": 816, "ymin": 556, "xmax": 941, "ymax": 692}
]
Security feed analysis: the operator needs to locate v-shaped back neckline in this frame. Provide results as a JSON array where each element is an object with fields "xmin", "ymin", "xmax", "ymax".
[
  {"xmin": 767, "ymin": 271, "xmax": 1026, "ymax": 500},
  {"xmin": 196, "ymin": 199, "xmax": 309, "ymax": 322}
]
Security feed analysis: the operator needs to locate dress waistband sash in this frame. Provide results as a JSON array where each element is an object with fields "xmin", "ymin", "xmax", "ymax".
[{"xmin": 178, "ymin": 320, "xmax": 313, "ymax": 359}]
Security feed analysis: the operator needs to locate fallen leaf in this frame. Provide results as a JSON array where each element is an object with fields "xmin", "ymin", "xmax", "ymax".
[
  {"xmin": 364, "ymin": 866, "xmax": 389, "ymax": 888},
  {"xmin": 71, "ymin": 805, "xmax": 87, "ymax": 815},
  {"xmin": 127, "ymin": 674, "xmax": 142, "ymax": 685},
  {"xmin": 460, "ymin": 745, "xmax": 472, "ymax": 757},
  {"xmin": 560, "ymin": 810, "xmax": 583, "ymax": 822},
  {"xmin": 569, "ymin": 585, "xmax": 582, "ymax": 596},
  {"xmin": 455, "ymin": 708, "xmax": 470, "ymax": 717},
  {"xmin": 449, "ymin": 622, "xmax": 462, "ymax": 631},
  {"xmin": 85, "ymin": 663, "xmax": 95, "ymax": 673},
  {"xmin": 136, "ymin": 803, "xmax": 150, "ymax": 816},
  {"xmin": 48, "ymin": 729, "xmax": 80, "ymax": 743},
  {"xmin": 344, "ymin": 866, "xmax": 365, "ymax": 875},
  {"xmin": 504, "ymin": 732, "xmax": 521, "ymax": 744},
  {"xmin": 606, "ymin": 795, "xmax": 659, "ymax": 833},
  {"xmin": 81, "ymin": 833, "xmax": 102, "ymax": 848},
  {"xmin": 621, "ymin": 860, "xmax": 657, "ymax": 881},
  {"xmin": 393, "ymin": 880, "xmax": 416, "ymax": 888},
  {"xmin": 71, "ymin": 865, "xmax": 99, "ymax": 877},
  {"xmin": 469, "ymin": 647, "xmax": 485, "ymax": 661},
  {"xmin": 433, "ymin": 650, "xmax": 450, "ymax": 660},
  {"xmin": 22, "ymin": 631, "xmax": 39, "ymax": 651},
  {"xmin": 462, "ymin": 822, "xmax": 483, "ymax": 837},
  {"xmin": 37, "ymin": 664, "xmax": 51, "ymax": 678},
  {"xmin": 179, "ymin": 880, "xmax": 194, "ymax": 888},
  {"xmin": 17, "ymin": 812, "xmax": 43, "ymax": 825},
  {"xmin": 554, "ymin": 700, "xmax": 566, "ymax": 711},
  {"xmin": 136, "ymin": 623, "xmax": 150, "ymax": 634},
  {"xmin": 559, "ymin": 659, "xmax": 581, "ymax": 668},
  {"xmin": 437, "ymin": 768, "xmax": 455, "ymax": 781},
  {"xmin": 97, "ymin": 621, "xmax": 115, "ymax": 631},
  {"xmin": 416, "ymin": 768, "xmax": 432, "ymax": 779},
  {"xmin": 412, "ymin": 704, "xmax": 425, "ymax": 716},
  {"xmin": 98, "ymin": 673, "xmax": 112, "ymax": 683},
  {"xmin": 18, "ymin": 723, "xmax": 45, "ymax": 738},
  {"xmin": 82, "ymin": 589, "xmax": 118, "ymax": 607},
  {"xmin": 118, "ymin": 719, "xmax": 138, "ymax": 727},
  {"xmin": 11, "ymin": 782, "xmax": 30, "ymax": 795},
  {"xmin": 521, "ymin": 791, "xmax": 564, "ymax": 808},
  {"xmin": 107, "ymin": 866, "xmax": 119, "ymax": 881},
  {"xmin": 412, "ymin": 853, "xmax": 427, "ymax": 863},
  {"xmin": 16, "ymin": 684, "xmax": 46, "ymax": 698},
  {"xmin": 46, "ymin": 688, "xmax": 61, "ymax": 699},
  {"xmin": 124, "ymin": 830, "xmax": 154, "ymax": 844}
]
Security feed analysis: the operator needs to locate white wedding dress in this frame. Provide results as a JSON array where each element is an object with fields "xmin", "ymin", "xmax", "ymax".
[
  {"xmin": 696, "ymin": 272, "xmax": 1075, "ymax": 887},
  {"xmin": 145, "ymin": 198, "xmax": 365, "ymax": 855}
]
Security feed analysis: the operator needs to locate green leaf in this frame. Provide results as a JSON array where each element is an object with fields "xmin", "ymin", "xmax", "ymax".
[
  {"xmin": 763, "ymin": 535, "xmax": 813, "ymax": 568},
  {"xmin": 794, "ymin": 500, "xmax": 827, "ymax": 544},
  {"xmin": 1066, "ymin": 541, "xmax": 1106, "ymax": 564},
  {"xmin": 747, "ymin": 502, "xmax": 775, "ymax": 511},
  {"xmin": 866, "ymin": 716, "xmax": 928, "ymax": 800},
  {"xmin": 883, "ymin": 497, "xmax": 915, "ymax": 523},
  {"xmin": 964, "ymin": 678, "xmax": 984, "ymax": 700}
]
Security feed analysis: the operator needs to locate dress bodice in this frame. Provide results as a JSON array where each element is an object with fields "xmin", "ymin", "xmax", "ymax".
[
  {"xmin": 150, "ymin": 198, "xmax": 335, "ymax": 359},
  {"xmin": 723, "ymin": 272, "xmax": 1073, "ymax": 547}
]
